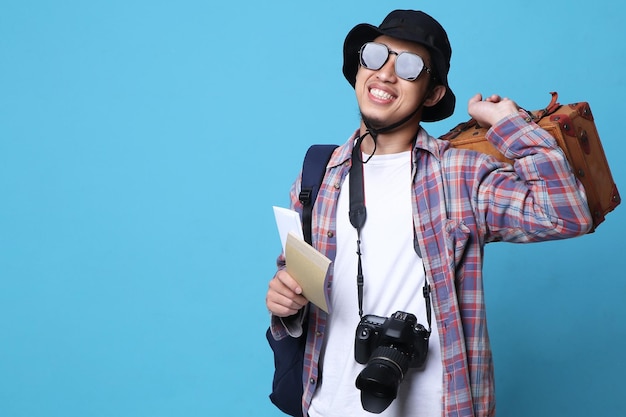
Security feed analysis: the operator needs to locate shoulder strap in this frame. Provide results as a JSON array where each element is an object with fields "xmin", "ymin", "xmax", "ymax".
[{"xmin": 299, "ymin": 144, "xmax": 338, "ymax": 245}]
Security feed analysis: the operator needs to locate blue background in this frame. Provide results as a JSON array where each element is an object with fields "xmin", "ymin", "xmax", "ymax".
[{"xmin": 1, "ymin": 1, "xmax": 624, "ymax": 416}]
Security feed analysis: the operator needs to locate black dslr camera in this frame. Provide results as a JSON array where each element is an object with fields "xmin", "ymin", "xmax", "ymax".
[{"xmin": 354, "ymin": 311, "xmax": 430, "ymax": 413}]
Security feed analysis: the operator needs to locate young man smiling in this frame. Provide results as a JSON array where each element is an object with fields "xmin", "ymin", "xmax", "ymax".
[
  {"xmin": 266, "ymin": 9, "xmax": 592, "ymax": 417},
  {"xmin": 354, "ymin": 35, "xmax": 446, "ymax": 155}
]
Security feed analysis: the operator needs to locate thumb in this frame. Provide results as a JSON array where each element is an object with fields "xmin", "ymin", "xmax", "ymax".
[{"xmin": 468, "ymin": 93, "xmax": 483, "ymax": 106}]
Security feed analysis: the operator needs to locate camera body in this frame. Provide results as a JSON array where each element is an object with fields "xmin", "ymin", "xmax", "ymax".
[
  {"xmin": 354, "ymin": 311, "xmax": 430, "ymax": 413},
  {"xmin": 355, "ymin": 311, "xmax": 429, "ymax": 369}
]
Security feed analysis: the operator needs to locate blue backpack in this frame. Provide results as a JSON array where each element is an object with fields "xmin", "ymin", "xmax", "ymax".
[{"xmin": 266, "ymin": 144, "xmax": 338, "ymax": 417}]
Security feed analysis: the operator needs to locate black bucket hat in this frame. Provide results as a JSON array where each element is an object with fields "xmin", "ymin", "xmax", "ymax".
[{"xmin": 343, "ymin": 10, "xmax": 455, "ymax": 122}]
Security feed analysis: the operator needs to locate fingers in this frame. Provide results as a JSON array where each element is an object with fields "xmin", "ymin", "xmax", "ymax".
[
  {"xmin": 275, "ymin": 269, "xmax": 303, "ymax": 295},
  {"xmin": 468, "ymin": 93, "xmax": 483, "ymax": 105},
  {"xmin": 266, "ymin": 270, "xmax": 309, "ymax": 317},
  {"xmin": 468, "ymin": 93, "xmax": 521, "ymax": 128},
  {"xmin": 480, "ymin": 93, "xmax": 518, "ymax": 108},
  {"xmin": 469, "ymin": 93, "xmax": 510, "ymax": 104},
  {"xmin": 469, "ymin": 93, "xmax": 500, "ymax": 105}
]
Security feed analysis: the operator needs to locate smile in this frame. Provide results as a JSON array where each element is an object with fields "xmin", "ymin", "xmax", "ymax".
[{"xmin": 370, "ymin": 88, "xmax": 396, "ymax": 101}]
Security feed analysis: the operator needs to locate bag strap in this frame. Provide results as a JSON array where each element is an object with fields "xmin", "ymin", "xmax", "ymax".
[{"xmin": 299, "ymin": 144, "xmax": 338, "ymax": 245}]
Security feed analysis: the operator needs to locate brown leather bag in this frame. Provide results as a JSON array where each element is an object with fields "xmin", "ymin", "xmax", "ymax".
[{"xmin": 440, "ymin": 92, "xmax": 620, "ymax": 231}]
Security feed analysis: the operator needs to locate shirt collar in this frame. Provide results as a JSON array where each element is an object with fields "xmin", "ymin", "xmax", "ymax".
[
  {"xmin": 413, "ymin": 126, "xmax": 442, "ymax": 160},
  {"xmin": 330, "ymin": 126, "xmax": 442, "ymax": 168}
]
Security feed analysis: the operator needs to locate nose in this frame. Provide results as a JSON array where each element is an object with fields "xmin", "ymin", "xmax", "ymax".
[{"xmin": 376, "ymin": 52, "xmax": 398, "ymax": 82}]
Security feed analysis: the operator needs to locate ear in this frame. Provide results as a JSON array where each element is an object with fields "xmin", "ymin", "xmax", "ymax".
[{"xmin": 424, "ymin": 85, "xmax": 446, "ymax": 108}]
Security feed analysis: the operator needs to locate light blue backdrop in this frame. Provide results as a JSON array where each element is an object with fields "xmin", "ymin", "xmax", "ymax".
[{"xmin": 1, "ymin": 1, "xmax": 624, "ymax": 416}]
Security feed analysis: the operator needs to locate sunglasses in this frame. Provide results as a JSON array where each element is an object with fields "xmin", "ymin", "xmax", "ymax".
[{"xmin": 358, "ymin": 42, "xmax": 432, "ymax": 81}]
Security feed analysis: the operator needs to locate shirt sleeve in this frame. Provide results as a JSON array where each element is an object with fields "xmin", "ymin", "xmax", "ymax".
[{"xmin": 477, "ymin": 111, "xmax": 593, "ymax": 242}]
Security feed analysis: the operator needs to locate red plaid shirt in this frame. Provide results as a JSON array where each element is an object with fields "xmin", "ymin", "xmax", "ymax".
[{"xmin": 271, "ymin": 112, "xmax": 592, "ymax": 416}]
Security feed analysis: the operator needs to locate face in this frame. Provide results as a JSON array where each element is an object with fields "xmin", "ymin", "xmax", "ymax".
[{"xmin": 354, "ymin": 35, "xmax": 443, "ymax": 131}]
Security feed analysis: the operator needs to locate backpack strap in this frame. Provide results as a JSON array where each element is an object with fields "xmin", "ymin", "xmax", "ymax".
[{"xmin": 299, "ymin": 144, "xmax": 338, "ymax": 245}]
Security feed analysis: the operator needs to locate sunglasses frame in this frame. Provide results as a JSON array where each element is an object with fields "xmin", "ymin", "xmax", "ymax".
[{"xmin": 358, "ymin": 42, "xmax": 432, "ymax": 81}]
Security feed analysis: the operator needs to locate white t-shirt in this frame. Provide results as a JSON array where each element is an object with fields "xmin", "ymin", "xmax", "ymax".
[{"xmin": 309, "ymin": 150, "xmax": 442, "ymax": 417}]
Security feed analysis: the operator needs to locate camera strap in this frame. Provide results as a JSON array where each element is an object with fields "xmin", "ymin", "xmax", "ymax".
[{"xmin": 349, "ymin": 135, "xmax": 432, "ymax": 333}]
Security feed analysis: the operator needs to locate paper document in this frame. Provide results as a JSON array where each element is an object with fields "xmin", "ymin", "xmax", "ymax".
[
  {"xmin": 273, "ymin": 206, "xmax": 304, "ymax": 253},
  {"xmin": 273, "ymin": 206, "xmax": 332, "ymax": 313},
  {"xmin": 285, "ymin": 232, "xmax": 331, "ymax": 313}
]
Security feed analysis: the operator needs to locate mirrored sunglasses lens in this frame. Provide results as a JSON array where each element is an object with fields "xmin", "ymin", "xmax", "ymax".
[
  {"xmin": 396, "ymin": 53, "xmax": 424, "ymax": 80},
  {"xmin": 361, "ymin": 43, "xmax": 388, "ymax": 70}
]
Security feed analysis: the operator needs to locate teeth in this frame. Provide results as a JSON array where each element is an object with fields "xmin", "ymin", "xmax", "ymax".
[{"xmin": 370, "ymin": 88, "xmax": 394, "ymax": 100}]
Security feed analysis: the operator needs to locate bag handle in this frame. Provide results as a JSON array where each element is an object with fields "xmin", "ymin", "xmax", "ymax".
[{"xmin": 527, "ymin": 91, "xmax": 561, "ymax": 121}]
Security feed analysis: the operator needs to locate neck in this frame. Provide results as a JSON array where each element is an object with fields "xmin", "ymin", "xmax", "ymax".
[{"xmin": 358, "ymin": 120, "xmax": 420, "ymax": 155}]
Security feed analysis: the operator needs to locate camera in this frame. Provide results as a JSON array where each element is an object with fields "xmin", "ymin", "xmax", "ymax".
[{"xmin": 354, "ymin": 311, "xmax": 430, "ymax": 413}]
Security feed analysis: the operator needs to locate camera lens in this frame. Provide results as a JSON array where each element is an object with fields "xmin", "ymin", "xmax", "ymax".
[{"xmin": 355, "ymin": 346, "xmax": 410, "ymax": 413}]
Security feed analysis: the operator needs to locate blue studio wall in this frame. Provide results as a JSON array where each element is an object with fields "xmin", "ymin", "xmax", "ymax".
[{"xmin": 1, "ymin": 1, "xmax": 624, "ymax": 416}]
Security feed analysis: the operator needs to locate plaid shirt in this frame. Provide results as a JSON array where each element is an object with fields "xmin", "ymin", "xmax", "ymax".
[{"xmin": 271, "ymin": 112, "xmax": 592, "ymax": 417}]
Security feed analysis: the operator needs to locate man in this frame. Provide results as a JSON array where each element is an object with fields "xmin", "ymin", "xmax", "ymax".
[{"xmin": 266, "ymin": 9, "xmax": 592, "ymax": 417}]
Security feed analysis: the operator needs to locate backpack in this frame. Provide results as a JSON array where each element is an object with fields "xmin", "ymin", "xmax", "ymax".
[
  {"xmin": 267, "ymin": 144, "xmax": 338, "ymax": 417},
  {"xmin": 299, "ymin": 144, "xmax": 340, "ymax": 244}
]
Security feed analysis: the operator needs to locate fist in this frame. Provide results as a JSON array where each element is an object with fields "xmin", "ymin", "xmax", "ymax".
[
  {"xmin": 468, "ymin": 93, "xmax": 520, "ymax": 128},
  {"xmin": 266, "ymin": 270, "xmax": 309, "ymax": 317}
]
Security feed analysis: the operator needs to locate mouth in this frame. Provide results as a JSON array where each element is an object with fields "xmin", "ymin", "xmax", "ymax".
[{"xmin": 369, "ymin": 87, "xmax": 396, "ymax": 103}]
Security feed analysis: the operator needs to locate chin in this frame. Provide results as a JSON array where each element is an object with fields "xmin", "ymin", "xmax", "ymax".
[{"xmin": 360, "ymin": 112, "xmax": 387, "ymax": 131}]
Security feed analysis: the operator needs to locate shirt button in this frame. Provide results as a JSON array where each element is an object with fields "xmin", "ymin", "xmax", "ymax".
[
  {"xmin": 334, "ymin": 182, "xmax": 340, "ymax": 189},
  {"xmin": 316, "ymin": 331, "xmax": 322, "ymax": 337},
  {"xmin": 327, "ymin": 231, "xmax": 335, "ymax": 238},
  {"xmin": 310, "ymin": 378, "xmax": 316, "ymax": 384}
]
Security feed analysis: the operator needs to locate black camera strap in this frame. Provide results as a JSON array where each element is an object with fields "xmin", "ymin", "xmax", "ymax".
[
  {"xmin": 349, "ymin": 136, "xmax": 367, "ymax": 318},
  {"xmin": 349, "ymin": 135, "xmax": 432, "ymax": 333}
]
